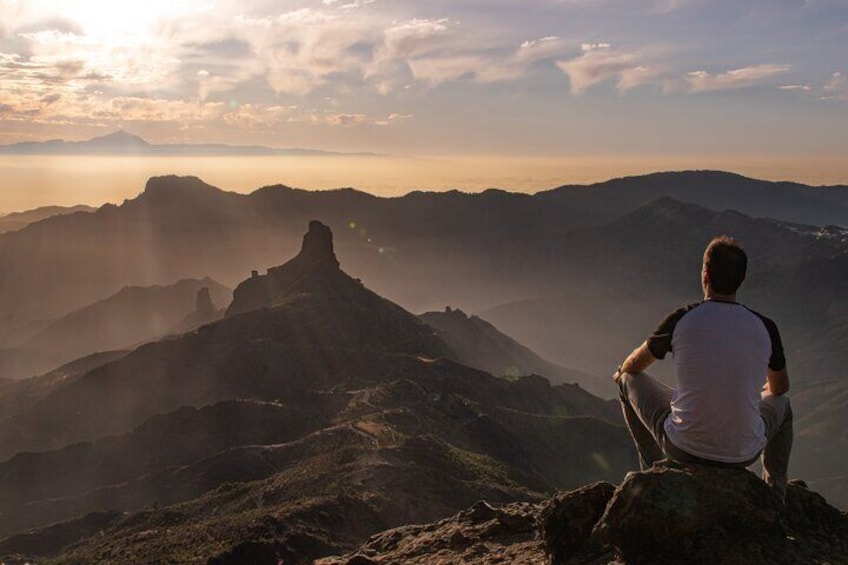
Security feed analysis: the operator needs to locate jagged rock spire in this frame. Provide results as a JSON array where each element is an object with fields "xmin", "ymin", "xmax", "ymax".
[
  {"xmin": 195, "ymin": 287, "xmax": 214, "ymax": 317},
  {"xmin": 297, "ymin": 220, "xmax": 339, "ymax": 267},
  {"xmin": 225, "ymin": 220, "xmax": 341, "ymax": 317}
]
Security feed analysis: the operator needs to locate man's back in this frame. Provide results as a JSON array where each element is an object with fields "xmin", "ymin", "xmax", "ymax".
[{"xmin": 658, "ymin": 300, "xmax": 777, "ymax": 462}]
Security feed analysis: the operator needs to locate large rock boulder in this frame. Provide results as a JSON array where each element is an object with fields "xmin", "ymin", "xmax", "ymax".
[
  {"xmin": 539, "ymin": 481, "xmax": 616, "ymax": 565},
  {"xmin": 551, "ymin": 459, "xmax": 848, "ymax": 565},
  {"xmin": 592, "ymin": 460, "xmax": 786, "ymax": 564}
]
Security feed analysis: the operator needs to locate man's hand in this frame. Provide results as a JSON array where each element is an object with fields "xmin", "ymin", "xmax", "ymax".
[{"xmin": 612, "ymin": 367, "xmax": 624, "ymax": 383}]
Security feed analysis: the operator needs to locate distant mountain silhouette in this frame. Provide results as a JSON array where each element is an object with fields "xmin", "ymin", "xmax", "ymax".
[
  {"xmin": 0, "ymin": 222, "xmax": 633, "ymax": 559},
  {"xmin": 420, "ymin": 307, "xmax": 607, "ymax": 397},
  {"xmin": 0, "ymin": 277, "xmax": 230, "ymax": 380},
  {"xmin": 0, "ymin": 175, "xmax": 604, "ymax": 334},
  {"xmin": 539, "ymin": 170, "xmax": 848, "ymax": 227},
  {"xmin": 0, "ymin": 204, "xmax": 94, "ymax": 234},
  {"xmin": 0, "ymin": 131, "xmax": 379, "ymax": 156}
]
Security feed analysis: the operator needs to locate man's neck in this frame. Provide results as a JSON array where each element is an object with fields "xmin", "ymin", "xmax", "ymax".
[{"xmin": 704, "ymin": 291, "xmax": 737, "ymax": 303}]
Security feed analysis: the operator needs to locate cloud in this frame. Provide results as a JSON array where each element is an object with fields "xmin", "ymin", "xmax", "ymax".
[
  {"xmin": 322, "ymin": 0, "xmax": 376, "ymax": 8},
  {"xmin": 512, "ymin": 36, "xmax": 568, "ymax": 66},
  {"xmin": 556, "ymin": 44, "xmax": 659, "ymax": 94},
  {"xmin": 304, "ymin": 111, "xmax": 413, "ymax": 127},
  {"xmin": 382, "ymin": 18, "xmax": 459, "ymax": 59},
  {"xmin": 822, "ymin": 72, "xmax": 847, "ymax": 101},
  {"xmin": 581, "ymin": 42, "xmax": 612, "ymax": 52},
  {"xmin": 779, "ymin": 84, "xmax": 811, "ymax": 91},
  {"xmin": 406, "ymin": 56, "xmax": 485, "ymax": 85},
  {"xmin": 686, "ymin": 64, "xmax": 790, "ymax": 92}
]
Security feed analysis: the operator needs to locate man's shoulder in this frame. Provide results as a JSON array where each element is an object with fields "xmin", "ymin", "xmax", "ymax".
[
  {"xmin": 660, "ymin": 302, "xmax": 703, "ymax": 324},
  {"xmin": 647, "ymin": 302, "xmax": 703, "ymax": 359},
  {"xmin": 739, "ymin": 305, "xmax": 780, "ymax": 329}
]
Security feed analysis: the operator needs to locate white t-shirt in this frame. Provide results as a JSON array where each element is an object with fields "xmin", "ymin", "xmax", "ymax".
[{"xmin": 647, "ymin": 300, "xmax": 786, "ymax": 463}]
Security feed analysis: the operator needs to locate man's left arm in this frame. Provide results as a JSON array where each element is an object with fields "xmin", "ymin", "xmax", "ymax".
[{"xmin": 614, "ymin": 306, "xmax": 690, "ymax": 381}]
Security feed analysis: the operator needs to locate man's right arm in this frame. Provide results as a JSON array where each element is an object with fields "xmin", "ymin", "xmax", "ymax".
[
  {"xmin": 758, "ymin": 313, "xmax": 789, "ymax": 396},
  {"xmin": 765, "ymin": 367, "xmax": 790, "ymax": 396}
]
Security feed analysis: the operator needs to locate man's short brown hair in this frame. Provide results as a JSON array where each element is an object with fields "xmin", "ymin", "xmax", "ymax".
[{"xmin": 703, "ymin": 236, "xmax": 747, "ymax": 295}]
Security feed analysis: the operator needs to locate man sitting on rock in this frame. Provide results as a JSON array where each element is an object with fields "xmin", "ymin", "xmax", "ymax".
[{"xmin": 613, "ymin": 235, "xmax": 793, "ymax": 498}]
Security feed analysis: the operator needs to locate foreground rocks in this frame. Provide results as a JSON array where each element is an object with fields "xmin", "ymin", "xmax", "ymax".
[
  {"xmin": 317, "ymin": 501, "xmax": 546, "ymax": 565},
  {"xmin": 327, "ymin": 460, "xmax": 848, "ymax": 565}
]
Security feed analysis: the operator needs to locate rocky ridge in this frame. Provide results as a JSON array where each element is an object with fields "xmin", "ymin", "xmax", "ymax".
[{"xmin": 324, "ymin": 461, "xmax": 848, "ymax": 565}]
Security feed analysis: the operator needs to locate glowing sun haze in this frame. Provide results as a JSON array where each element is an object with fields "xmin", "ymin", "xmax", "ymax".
[{"xmin": 1, "ymin": 0, "xmax": 846, "ymax": 164}]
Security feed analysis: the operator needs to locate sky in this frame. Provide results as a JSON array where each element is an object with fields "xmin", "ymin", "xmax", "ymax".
[{"xmin": 0, "ymin": 0, "xmax": 846, "ymax": 158}]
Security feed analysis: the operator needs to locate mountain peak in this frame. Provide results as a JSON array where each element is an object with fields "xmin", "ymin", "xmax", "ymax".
[
  {"xmin": 226, "ymin": 221, "xmax": 345, "ymax": 316},
  {"xmin": 140, "ymin": 175, "xmax": 224, "ymax": 200},
  {"xmin": 298, "ymin": 220, "xmax": 339, "ymax": 267},
  {"xmin": 85, "ymin": 131, "xmax": 149, "ymax": 147}
]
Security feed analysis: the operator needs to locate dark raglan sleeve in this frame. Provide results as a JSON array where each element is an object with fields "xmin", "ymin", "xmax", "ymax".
[
  {"xmin": 646, "ymin": 304, "xmax": 697, "ymax": 360},
  {"xmin": 758, "ymin": 314, "xmax": 787, "ymax": 371}
]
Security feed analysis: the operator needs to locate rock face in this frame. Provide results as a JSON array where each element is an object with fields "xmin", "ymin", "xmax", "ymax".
[
  {"xmin": 545, "ymin": 460, "xmax": 848, "ymax": 565},
  {"xmin": 227, "ymin": 220, "xmax": 340, "ymax": 316},
  {"xmin": 327, "ymin": 461, "xmax": 848, "ymax": 565},
  {"xmin": 539, "ymin": 482, "xmax": 616, "ymax": 565},
  {"xmin": 592, "ymin": 461, "xmax": 787, "ymax": 564}
]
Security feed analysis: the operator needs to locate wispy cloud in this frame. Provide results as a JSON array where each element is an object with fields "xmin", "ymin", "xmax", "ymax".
[
  {"xmin": 822, "ymin": 72, "xmax": 847, "ymax": 101},
  {"xmin": 556, "ymin": 44, "xmax": 661, "ymax": 94},
  {"xmin": 686, "ymin": 64, "xmax": 790, "ymax": 92}
]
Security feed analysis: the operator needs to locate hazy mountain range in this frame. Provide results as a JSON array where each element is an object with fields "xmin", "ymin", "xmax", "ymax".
[
  {"xmin": 0, "ymin": 131, "xmax": 379, "ymax": 157},
  {"xmin": 0, "ymin": 278, "xmax": 230, "ymax": 381},
  {"xmin": 0, "ymin": 169, "xmax": 846, "ymax": 561},
  {"xmin": 0, "ymin": 204, "xmax": 94, "ymax": 234}
]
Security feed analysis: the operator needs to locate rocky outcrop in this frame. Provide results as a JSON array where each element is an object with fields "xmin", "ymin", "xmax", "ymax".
[
  {"xmin": 542, "ymin": 460, "xmax": 848, "ymax": 565},
  {"xmin": 227, "ymin": 220, "xmax": 340, "ymax": 316},
  {"xmin": 539, "ymin": 482, "xmax": 616, "ymax": 564},
  {"xmin": 591, "ymin": 460, "xmax": 785, "ymax": 564},
  {"xmin": 195, "ymin": 287, "xmax": 215, "ymax": 318},
  {"xmin": 317, "ymin": 501, "xmax": 544, "ymax": 565},
  {"xmin": 327, "ymin": 461, "xmax": 848, "ymax": 565}
]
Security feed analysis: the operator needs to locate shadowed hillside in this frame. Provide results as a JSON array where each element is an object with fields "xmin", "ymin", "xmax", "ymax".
[
  {"xmin": 420, "ymin": 307, "xmax": 607, "ymax": 397},
  {"xmin": 0, "ymin": 278, "xmax": 230, "ymax": 380},
  {"xmin": 0, "ymin": 222, "xmax": 634, "ymax": 559}
]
